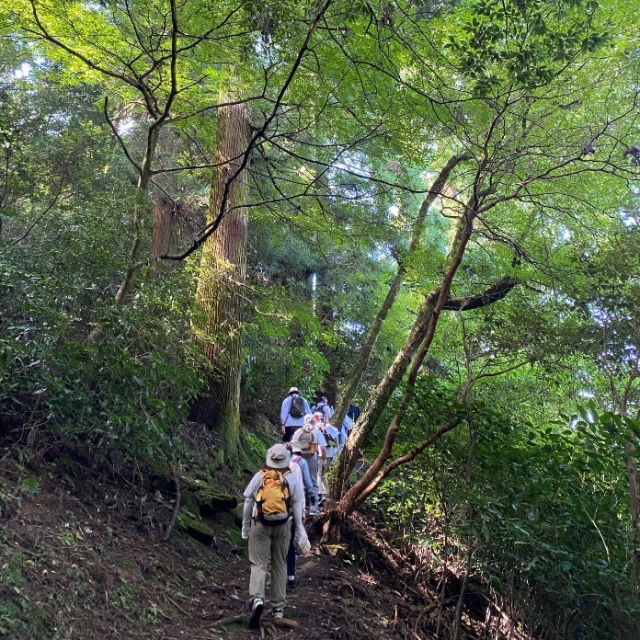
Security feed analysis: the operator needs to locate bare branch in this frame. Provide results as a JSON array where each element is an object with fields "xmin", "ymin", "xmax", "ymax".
[
  {"xmin": 104, "ymin": 97, "xmax": 141, "ymax": 174},
  {"xmin": 443, "ymin": 277, "xmax": 519, "ymax": 311},
  {"xmin": 0, "ymin": 176, "xmax": 65, "ymax": 252},
  {"xmin": 355, "ymin": 419, "xmax": 462, "ymax": 507}
]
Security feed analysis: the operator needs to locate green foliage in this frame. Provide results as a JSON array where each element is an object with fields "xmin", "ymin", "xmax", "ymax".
[
  {"xmin": 0, "ymin": 268, "xmax": 206, "ymax": 463},
  {"xmin": 111, "ymin": 580, "xmax": 136, "ymax": 610},
  {"xmin": 20, "ymin": 476, "xmax": 41, "ymax": 495},
  {"xmin": 371, "ymin": 373, "xmax": 639, "ymax": 638},
  {"xmin": 242, "ymin": 430, "xmax": 268, "ymax": 465},
  {"xmin": 0, "ymin": 62, "xmax": 206, "ymax": 466},
  {"xmin": 0, "ymin": 545, "xmax": 53, "ymax": 639},
  {"xmin": 2, "ymin": 1, "xmax": 640, "ymax": 635},
  {"xmin": 243, "ymin": 211, "xmax": 400, "ymax": 404},
  {"xmin": 448, "ymin": 0, "xmax": 609, "ymax": 93},
  {"xmin": 0, "ymin": 597, "xmax": 53, "ymax": 640}
]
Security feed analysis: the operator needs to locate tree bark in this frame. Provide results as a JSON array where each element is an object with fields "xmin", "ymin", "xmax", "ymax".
[
  {"xmin": 443, "ymin": 277, "xmax": 519, "ymax": 311},
  {"xmin": 330, "ymin": 289, "xmax": 439, "ymax": 497},
  {"xmin": 87, "ymin": 158, "xmax": 155, "ymax": 343},
  {"xmin": 625, "ymin": 438, "xmax": 640, "ymax": 597},
  {"xmin": 351, "ymin": 418, "xmax": 461, "ymax": 508},
  {"xmin": 114, "ymin": 128, "xmax": 158, "ymax": 307},
  {"xmin": 151, "ymin": 196, "xmax": 176, "ymax": 272},
  {"xmin": 329, "ymin": 277, "xmax": 517, "ymax": 498},
  {"xmin": 193, "ymin": 94, "xmax": 251, "ymax": 465}
]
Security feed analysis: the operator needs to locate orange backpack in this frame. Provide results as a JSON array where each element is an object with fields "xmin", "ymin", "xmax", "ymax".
[{"xmin": 255, "ymin": 469, "xmax": 292, "ymax": 526}]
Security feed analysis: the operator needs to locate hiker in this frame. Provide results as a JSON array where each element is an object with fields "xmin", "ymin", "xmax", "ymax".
[
  {"xmin": 314, "ymin": 413, "xmax": 338, "ymax": 504},
  {"xmin": 291, "ymin": 414, "xmax": 326, "ymax": 515},
  {"xmin": 285, "ymin": 442, "xmax": 314, "ymax": 588},
  {"xmin": 322, "ymin": 422, "xmax": 339, "ymax": 467},
  {"xmin": 312, "ymin": 396, "xmax": 334, "ymax": 423},
  {"xmin": 287, "ymin": 442, "xmax": 314, "ymax": 508},
  {"xmin": 241, "ymin": 444, "xmax": 310, "ymax": 628},
  {"xmin": 280, "ymin": 386, "xmax": 311, "ymax": 442}
]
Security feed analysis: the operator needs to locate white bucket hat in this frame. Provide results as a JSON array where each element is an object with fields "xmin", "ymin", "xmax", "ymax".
[
  {"xmin": 289, "ymin": 442, "xmax": 303, "ymax": 455},
  {"xmin": 265, "ymin": 444, "xmax": 291, "ymax": 469}
]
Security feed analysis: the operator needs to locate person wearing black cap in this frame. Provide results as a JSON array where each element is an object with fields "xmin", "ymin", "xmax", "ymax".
[
  {"xmin": 279, "ymin": 386, "xmax": 311, "ymax": 442},
  {"xmin": 241, "ymin": 444, "xmax": 310, "ymax": 628}
]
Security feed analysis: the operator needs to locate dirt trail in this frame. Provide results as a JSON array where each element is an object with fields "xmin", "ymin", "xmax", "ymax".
[{"xmin": 0, "ymin": 456, "xmax": 415, "ymax": 640}]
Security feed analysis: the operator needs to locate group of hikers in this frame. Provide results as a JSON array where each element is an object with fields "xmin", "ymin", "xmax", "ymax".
[{"xmin": 241, "ymin": 386, "xmax": 358, "ymax": 629}]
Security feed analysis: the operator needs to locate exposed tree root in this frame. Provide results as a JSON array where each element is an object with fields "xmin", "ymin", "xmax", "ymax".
[{"xmin": 318, "ymin": 507, "xmax": 346, "ymax": 544}]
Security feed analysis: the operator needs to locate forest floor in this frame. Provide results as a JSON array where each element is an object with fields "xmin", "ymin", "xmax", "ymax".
[{"xmin": 0, "ymin": 446, "xmax": 489, "ymax": 640}]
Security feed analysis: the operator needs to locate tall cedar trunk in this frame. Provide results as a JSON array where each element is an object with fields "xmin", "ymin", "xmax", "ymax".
[{"xmin": 194, "ymin": 96, "xmax": 250, "ymax": 465}]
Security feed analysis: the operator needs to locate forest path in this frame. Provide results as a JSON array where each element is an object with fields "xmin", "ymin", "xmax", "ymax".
[{"xmin": 0, "ymin": 456, "xmax": 414, "ymax": 640}]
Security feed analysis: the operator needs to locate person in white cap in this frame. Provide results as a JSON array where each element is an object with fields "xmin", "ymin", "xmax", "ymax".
[
  {"xmin": 241, "ymin": 443, "xmax": 310, "ymax": 628},
  {"xmin": 280, "ymin": 386, "xmax": 311, "ymax": 442},
  {"xmin": 292, "ymin": 414, "xmax": 326, "ymax": 515}
]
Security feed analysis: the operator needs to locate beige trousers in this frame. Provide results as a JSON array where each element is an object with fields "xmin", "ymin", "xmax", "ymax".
[{"xmin": 248, "ymin": 519, "xmax": 292, "ymax": 610}]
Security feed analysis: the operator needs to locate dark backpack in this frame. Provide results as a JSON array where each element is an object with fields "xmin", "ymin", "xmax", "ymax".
[
  {"xmin": 289, "ymin": 394, "xmax": 305, "ymax": 419},
  {"xmin": 296, "ymin": 425, "xmax": 317, "ymax": 458},
  {"xmin": 313, "ymin": 402, "xmax": 333, "ymax": 422},
  {"xmin": 321, "ymin": 427, "xmax": 337, "ymax": 448}
]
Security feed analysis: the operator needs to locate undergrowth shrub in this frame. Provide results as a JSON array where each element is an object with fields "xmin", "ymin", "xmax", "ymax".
[
  {"xmin": 368, "ymin": 376, "xmax": 638, "ymax": 640},
  {"xmin": 0, "ymin": 245, "xmax": 207, "ymax": 466}
]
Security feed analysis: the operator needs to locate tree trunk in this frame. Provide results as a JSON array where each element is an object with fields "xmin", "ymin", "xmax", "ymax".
[
  {"xmin": 625, "ymin": 438, "xmax": 640, "ymax": 599},
  {"xmin": 330, "ymin": 269, "xmax": 404, "ymax": 415},
  {"xmin": 337, "ymin": 202, "xmax": 475, "ymax": 514},
  {"xmin": 114, "ymin": 128, "xmax": 158, "ymax": 307},
  {"xmin": 151, "ymin": 196, "xmax": 176, "ymax": 272},
  {"xmin": 87, "ymin": 160, "xmax": 154, "ymax": 343},
  {"xmin": 452, "ymin": 549, "xmax": 472, "ymax": 640},
  {"xmin": 329, "ymin": 273, "xmax": 518, "ymax": 499},
  {"xmin": 330, "ymin": 289, "xmax": 439, "ymax": 497},
  {"xmin": 330, "ymin": 153, "xmax": 472, "ymax": 445},
  {"xmin": 193, "ymin": 94, "xmax": 251, "ymax": 466}
]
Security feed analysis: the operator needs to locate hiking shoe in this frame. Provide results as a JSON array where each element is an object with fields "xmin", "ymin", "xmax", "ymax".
[
  {"xmin": 309, "ymin": 507, "xmax": 320, "ymax": 516},
  {"xmin": 248, "ymin": 597, "xmax": 264, "ymax": 629},
  {"xmin": 273, "ymin": 608, "xmax": 284, "ymax": 619},
  {"xmin": 287, "ymin": 577, "xmax": 297, "ymax": 589}
]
